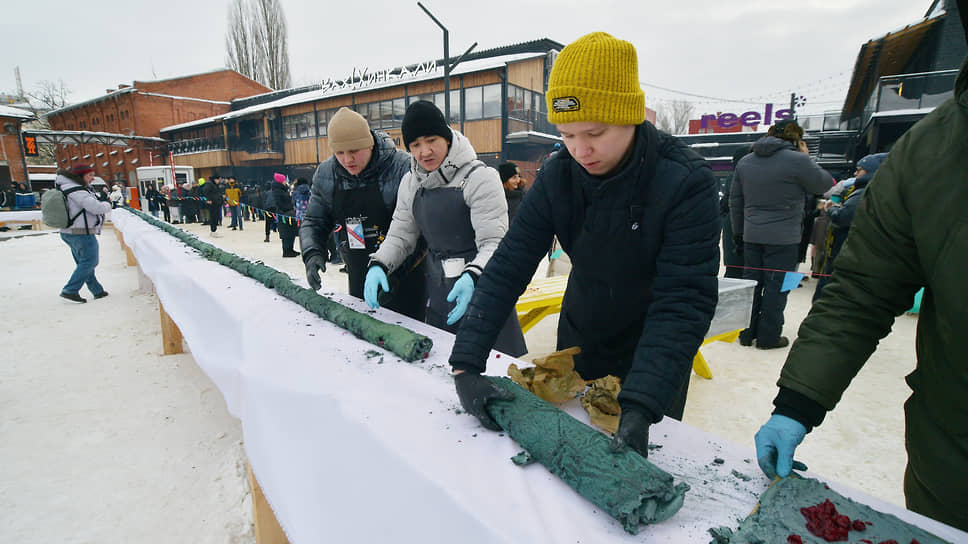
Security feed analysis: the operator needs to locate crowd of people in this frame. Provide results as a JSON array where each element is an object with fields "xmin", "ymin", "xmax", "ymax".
[{"xmin": 49, "ymin": 29, "xmax": 968, "ymax": 534}]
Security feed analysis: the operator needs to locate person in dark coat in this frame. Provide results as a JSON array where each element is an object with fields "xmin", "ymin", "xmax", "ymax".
[
  {"xmin": 299, "ymin": 108, "xmax": 426, "ymax": 320},
  {"xmin": 729, "ymin": 119, "xmax": 832, "ymax": 349},
  {"xmin": 812, "ymin": 152, "xmax": 888, "ymax": 301},
  {"xmin": 266, "ymin": 173, "xmax": 298, "ymax": 257},
  {"xmin": 498, "ymin": 162, "xmax": 525, "ymax": 223},
  {"xmin": 262, "ymin": 180, "xmax": 276, "ymax": 242},
  {"xmin": 721, "ymin": 146, "xmax": 751, "ymax": 279},
  {"xmin": 145, "ymin": 186, "xmax": 161, "ymax": 217},
  {"xmin": 200, "ymin": 177, "xmax": 223, "ymax": 236},
  {"xmin": 447, "ymin": 33, "xmax": 721, "ymax": 459}
]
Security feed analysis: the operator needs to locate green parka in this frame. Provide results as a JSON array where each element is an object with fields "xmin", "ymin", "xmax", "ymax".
[{"xmin": 773, "ymin": 57, "xmax": 968, "ymax": 531}]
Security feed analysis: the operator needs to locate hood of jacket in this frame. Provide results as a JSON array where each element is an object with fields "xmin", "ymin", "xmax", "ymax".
[
  {"xmin": 55, "ymin": 170, "xmax": 85, "ymax": 188},
  {"xmin": 752, "ymin": 136, "xmax": 796, "ymax": 157},
  {"xmin": 292, "ymin": 183, "xmax": 310, "ymax": 198},
  {"xmin": 410, "ymin": 129, "xmax": 478, "ymax": 189}
]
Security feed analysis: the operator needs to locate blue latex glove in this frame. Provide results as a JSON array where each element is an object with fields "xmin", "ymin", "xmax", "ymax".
[
  {"xmin": 363, "ymin": 266, "xmax": 389, "ymax": 309},
  {"xmin": 754, "ymin": 414, "xmax": 809, "ymax": 479},
  {"xmin": 446, "ymin": 273, "xmax": 475, "ymax": 325}
]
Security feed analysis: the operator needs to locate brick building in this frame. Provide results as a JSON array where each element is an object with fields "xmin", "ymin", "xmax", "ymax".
[
  {"xmin": 44, "ymin": 69, "xmax": 270, "ymax": 185},
  {"xmin": 161, "ymin": 39, "xmax": 570, "ymax": 189},
  {"xmin": 1, "ymin": 104, "xmax": 34, "ymax": 196}
]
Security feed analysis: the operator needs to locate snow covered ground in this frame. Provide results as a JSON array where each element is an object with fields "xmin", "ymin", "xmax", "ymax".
[{"xmin": 0, "ymin": 216, "xmax": 920, "ymax": 542}]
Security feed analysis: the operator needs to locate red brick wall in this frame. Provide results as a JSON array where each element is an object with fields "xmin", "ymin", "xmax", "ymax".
[
  {"xmin": 46, "ymin": 70, "xmax": 268, "ymax": 181},
  {"xmin": 0, "ymin": 118, "xmax": 27, "ymax": 186}
]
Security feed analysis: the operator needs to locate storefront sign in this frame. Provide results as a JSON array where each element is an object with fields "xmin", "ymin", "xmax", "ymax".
[
  {"xmin": 319, "ymin": 60, "xmax": 438, "ymax": 94},
  {"xmin": 700, "ymin": 103, "xmax": 794, "ymax": 130}
]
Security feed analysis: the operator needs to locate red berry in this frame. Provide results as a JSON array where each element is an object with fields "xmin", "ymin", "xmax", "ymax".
[{"xmin": 787, "ymin": 536, "xmax": 803, "ymax": 544}]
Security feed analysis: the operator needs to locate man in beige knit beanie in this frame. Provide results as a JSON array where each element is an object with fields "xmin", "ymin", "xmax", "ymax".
[{"xmin": 299, "ymin": 107, "xmax": 428, "ymax": 322}]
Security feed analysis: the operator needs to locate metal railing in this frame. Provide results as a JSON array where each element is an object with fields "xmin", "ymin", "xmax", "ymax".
[
  {"xmin": 859, "ymin": 69, "xmax": 958, "ymax": 128},
  {"xmin": 169, "ymin": 137, "xmax": 226, "ymax": 155}
]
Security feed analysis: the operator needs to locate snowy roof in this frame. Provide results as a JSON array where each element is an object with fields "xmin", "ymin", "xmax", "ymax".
[
  {"xmin": 0, "ymin": 104, "xmax": 34, "ymax": 119},
  {"xmin": 47, "ymin": 87, "xmax": 137, "ymax": 117},
  {"xmin": 870, "ymin": 106, "xmax": 936, "ymax": 118},
  {"xmin": 162, "ymin": 52, "xmax": 546, "ymax": 133}
]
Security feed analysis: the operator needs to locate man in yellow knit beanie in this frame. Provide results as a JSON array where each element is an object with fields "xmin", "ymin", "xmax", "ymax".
[{"xmin": 448, "ymin": 32, "xmax": 721, "ymax": 460}]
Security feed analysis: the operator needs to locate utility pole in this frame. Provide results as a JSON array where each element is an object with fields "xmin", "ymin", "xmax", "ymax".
[
  {"xmin": 417, "ymin": 2, "xmax": 477, "ymax": 123},
  {"xmin": 790, "ymin": 92, "xmax": 796, "ymax": 119}
]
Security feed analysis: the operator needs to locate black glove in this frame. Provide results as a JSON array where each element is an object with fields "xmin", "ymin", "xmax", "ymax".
[
  {"xmin": 454, "ymin": 372, "xmax": 514, "ymax": 431},
  {"xmin": 733, "ymin": 235, "xmax": 744, "ymax": 257},
  {"xmin": 304, "ymin": 254, "xmax": 327, "ymax": 290},
  {"xmin": 609, "ymin": 408, "xmax": 651, "ymax": 459}
]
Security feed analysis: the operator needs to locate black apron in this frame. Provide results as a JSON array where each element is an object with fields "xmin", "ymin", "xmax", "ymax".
[
  {"xmin": 411, "ymin": 176, "xmax": 527, "ymax": 358},
  {"xmin": 556, "ymin": 127, "xmax": 691, "ymax": 420},
  {"xmin": 333, "ymin": 179, "xmax": 427, "ymax": 321}
]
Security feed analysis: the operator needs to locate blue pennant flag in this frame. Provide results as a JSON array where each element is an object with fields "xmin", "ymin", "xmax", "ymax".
[{"xmin": 780, "ymin": 272, "xmax": 805, "ymax": 292}]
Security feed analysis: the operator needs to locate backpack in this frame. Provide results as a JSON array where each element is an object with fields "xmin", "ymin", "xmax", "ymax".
[{"xmin": 41, "ymin": 186, "xmax": 84, "ymax": 228}]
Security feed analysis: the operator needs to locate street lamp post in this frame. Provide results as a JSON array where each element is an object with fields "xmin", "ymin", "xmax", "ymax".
[{"xmin": 417, "ymin": 2, "xmax": 477, "ymax": 123}]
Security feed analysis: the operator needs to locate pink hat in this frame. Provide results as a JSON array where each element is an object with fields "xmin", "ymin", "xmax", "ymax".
[{"xmin": 273, "ymin": 173, "xmax": 287, "ymax": 184}]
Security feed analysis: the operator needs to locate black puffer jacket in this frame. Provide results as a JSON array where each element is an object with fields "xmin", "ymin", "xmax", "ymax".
[
  {"xmin": 449, "ymin": 122, "xmax": 721, "ymax": 421},
  {"xmin": 299, "ymin": 131, "xmax": 410, "ymax": 261},
  {"xmin": 264, "ymin": 182, "xmax": 293, "ymax": 213}
]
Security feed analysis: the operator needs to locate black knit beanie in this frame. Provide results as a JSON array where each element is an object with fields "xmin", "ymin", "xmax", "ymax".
[
  {"xmin": 402, "ymin": 100, "xmax": 452, "ymax": 149},
  {"xmin": 498, "ymin": 163, "xmax": 518, "ymax": 183}
]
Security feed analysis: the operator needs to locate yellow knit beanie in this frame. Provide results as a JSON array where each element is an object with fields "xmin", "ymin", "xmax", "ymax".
[{"xmin": 546, "ymin": 32, "xmax": 645, "ymax": 126}]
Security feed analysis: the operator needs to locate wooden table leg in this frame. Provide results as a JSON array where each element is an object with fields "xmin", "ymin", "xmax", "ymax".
[
  {"xmin": 159, "ymin": 300, "xmax": 183, "ymax": 355},
  {"xmin": 122, "ymin": 241, "xmax": 137, "ymax": 266},
  {"xmin": 247, "ymin": 463, "xmax": 290, "ymax": 544}
]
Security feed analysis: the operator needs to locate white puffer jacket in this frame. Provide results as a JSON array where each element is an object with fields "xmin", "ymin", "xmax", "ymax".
[
  {"xmin": 369, "ymin": 129, "xmax": 508, "ymax": 278},
  {"xmin": 55, "ymin": 171, "xmax": 112, "ymax": 235}
]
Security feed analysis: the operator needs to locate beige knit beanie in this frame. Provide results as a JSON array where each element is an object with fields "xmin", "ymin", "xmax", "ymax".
[{"xmin": 328, "ymin": 107, "xmax": 374, "ymax": 152}]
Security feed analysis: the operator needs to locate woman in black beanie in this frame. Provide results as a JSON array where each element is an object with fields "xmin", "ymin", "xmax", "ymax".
[{"xmin": 363, "ymin": 100, "xmax": 526, "ymax": 357}]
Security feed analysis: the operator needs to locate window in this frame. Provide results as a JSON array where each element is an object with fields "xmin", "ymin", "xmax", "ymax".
[
  {"xmin": 283, "ymin": 112, "xmax": 315, "ymax": 140},
  {"xmin": 508, "ymin": 86, "xmax": 528, "ymax": 121},
  {"xmin": 482, "ymin": 84, "xmax": 501, "ymax": 119},
  {"xmin": 392, "ymin": 98, "xmax": 406, "ymax": 126},
  {"xmin": 464, "ymin": 87, "xmax": 483, "ymax": 120},
  {"xmin": 321, "ymin": 110, "xmax": 330, "ymax": 135}
]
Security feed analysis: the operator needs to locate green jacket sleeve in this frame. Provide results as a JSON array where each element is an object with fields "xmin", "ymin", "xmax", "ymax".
[{"xmin": 776, "ymin": 142, "xmax": 925, "ymax": 415}]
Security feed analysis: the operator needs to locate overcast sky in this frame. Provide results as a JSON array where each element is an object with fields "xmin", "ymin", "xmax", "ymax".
[{"xmin": 1, "ymin": 0, "xmax": 934, "ymax": 118}]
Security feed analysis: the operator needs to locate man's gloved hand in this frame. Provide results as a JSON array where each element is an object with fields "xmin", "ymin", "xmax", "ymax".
[
  {"xmin": 363, "ymin": 266, "xmax": 389, "ymax": 309},
  {"xmin": 754, "ymin": 414, "xmax": 809, "ymax": 479},
  {"xmin": 304, "ymin": 254, "xmax": 327, "ymax": 290},
  {"xmin": 446, "ymin": 272, "xmax": 475, "ymax": 325},
  {"xmin": 608, "ymin": 407, "xmax": 651, "ymax": 458},
  {"xmin": 454, "ymin": 371, "xmax": 514, "ymax": 431},
  {"xmin": 733, "ymin": 235, "xmax": 744, "ymax": 257}
]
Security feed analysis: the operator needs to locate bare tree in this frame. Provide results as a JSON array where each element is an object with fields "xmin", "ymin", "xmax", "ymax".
[
  {"xmin": 225, "ymin": 0, "xmax": 263, "ymax": 84},
  {"xmin": 655, "ymin": 99, "xmax": 695, "ymax": 135},
  {"xmin": 225, "ymin": 0, "xmax": 291, "ymax": 90},
  {"xmin": 24, "ymin": 79, "xmax": 72, "ymax": 164},
  {"xmin": 26, "ymin": 79, "xmax": 71, "ymax": 114}
]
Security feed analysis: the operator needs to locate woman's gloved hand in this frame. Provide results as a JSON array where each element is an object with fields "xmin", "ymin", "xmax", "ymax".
[
  {"xmin": 454, "ymin": 372, "xmax": 514, "ymax": 431},
  {"xmin": 304, "ymin": 254, "xmax": 327, "ymax": 290},
  {"xmin": 754, "ymin": 414, "xmax": 809, "ymax": 479},
  {"xmin": 608, "ymin": 407, "xmax": 651, "ymax": 459},
  {"xmin": 446, "ymin": 272, "xmax": 475, "ymax": 325},
  {"xmin": 363, "ymin": 265, "xmax": 389, "ymax": 309}
]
